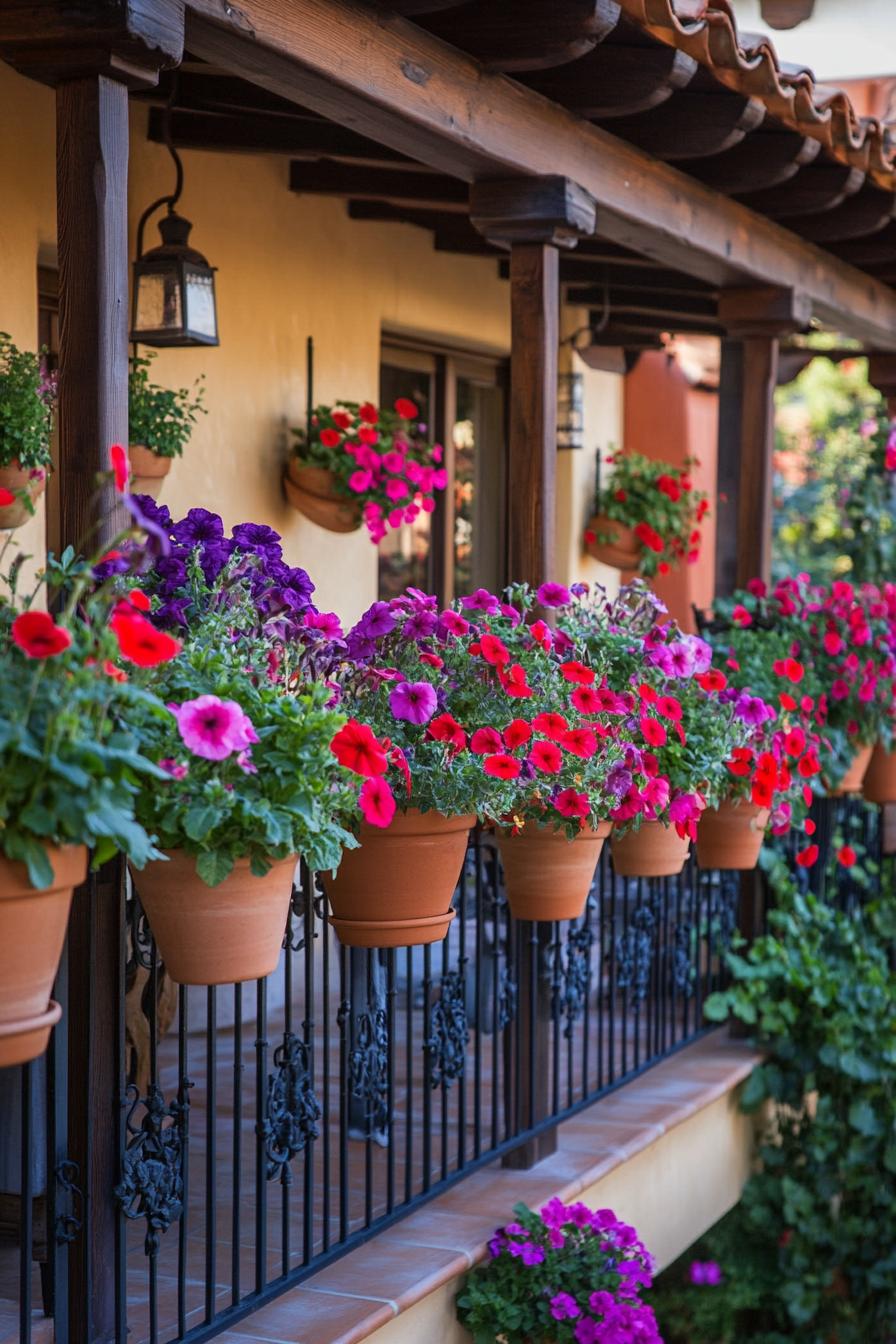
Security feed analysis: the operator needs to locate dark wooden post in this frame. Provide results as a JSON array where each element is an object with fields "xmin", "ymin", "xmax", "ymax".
[
  {"xmin": 0, "ymin": 9, "xmax": 183, "ymax": 1339},
  {"xmin": 471, "ymin": 176, "xmax": 595, "ymax": 1167},
  {"xmin": 715, "ymin": 287, "xmax": 812, "ymax": 596}
]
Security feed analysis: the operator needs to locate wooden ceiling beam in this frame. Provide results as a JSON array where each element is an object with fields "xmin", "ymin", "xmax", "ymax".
[
  {"xmin": 597, "ymin": 90, "xmax": 765, "ymax": 161},
  {"xmin": 289, "ymin": 161, "xmax": 469, "ymax": 209},
  {"xmin": 736, "ymin": 164, "xmax": 866, "ymax": 220},
  {"xmin": 182, "ymin": 0, "xmax": 896, "ymax": 347},
  {"xmin": 687, "ymin": 130, "xmax": 821, "ymax": 194},
  {"xmin": 501, "ymin": 257, "xmax": 714, "ymax": 292},
  {"xmin": 149, "ymin": 106, "xmax": 416, "ymax": 165},
  {"xmin": 419, "ymin": 0, "xmax": 622, "ymax": 73},
  {"xmin": 521, "ymin": 42, "xmax": 698, "ymax": 119},
  {"xmin": 565, "ymin": 287, "xmax": 717, "ymax": 319}
]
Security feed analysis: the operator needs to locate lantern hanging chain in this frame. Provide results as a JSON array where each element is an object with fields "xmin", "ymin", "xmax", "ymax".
[
  {"xmin": 560, "ymin": 278, "xmax": 612, "ymax": 350},
  {"xmin": 134, "ymin": 74, "xmax": 185, "ymax": 263}
]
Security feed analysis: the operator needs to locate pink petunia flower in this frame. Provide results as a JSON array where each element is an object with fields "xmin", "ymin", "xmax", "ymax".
[
  {"xmin": 170, "ymin": 695, "xmax": 256, "ymax": 761},
  {"xmin": 359, "ymin": 776, "xmax": 396, "ymax": 828}
]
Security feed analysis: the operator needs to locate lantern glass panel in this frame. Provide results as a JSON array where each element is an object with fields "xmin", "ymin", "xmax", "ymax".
[
  {"xmin": 184, "ymin": 267, "xmax": 217, "ymax": 341},
  {"xmin": 134, "ymin": 267, "xmax": 183, "ymax": 336}
]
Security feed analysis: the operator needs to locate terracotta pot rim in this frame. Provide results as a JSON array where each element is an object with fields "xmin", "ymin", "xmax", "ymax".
[
  {"xmin": 331, "ymin": 909, "xmax": 457, "ymax": 936},
  {"xmin": 0, "ymin": 843, "xmax": 88, "ymax": 896},
  {"xmin": 360, "ymin": 809, "xmax": 476, "ymax": 839},
  {"xmin": 134, "ymin": 850, "xmax": 297, "ymax": 875},
  {"xmin": 0, "ymin": 999, "xmax": 62, "ymax": 1040},
  {"xmin": 498, "ymin": 819, "xmax": 612, "ymax": 839}
]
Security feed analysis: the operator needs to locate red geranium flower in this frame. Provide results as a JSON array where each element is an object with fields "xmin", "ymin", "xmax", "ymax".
[
  {"xmin": 331, "ymin": 410, "xmax": 353, "ymax": 430},
  {"xmin": 330, "ymin": 719, "xmax": 388, "ymax": 777},
  {"xmin": 470, "ymin": 727, "xmax": 503, "ymax": 755},
  {"xmin": 109, "ymin": 443, "xmax": 129, "ymax": 493},
  {"xmin": 634, "ymin": 521, "xmax": 663, "ymax": 553},
  {"xmin": 554, "ymin": 788, "xmax": 589, "ymax": 819},
  {"xmin": 110, "ymin": 611, "xmax": 181, "ymax": 667},
  {"xmin": 12, "ymin": 610, "xmax": 72, "ymax": 659},
  {"xmin": 0, "ymin": 488, "xmax": 15, "ymax": 506},
  {"xmin": 614, "ymin": 489, "xmax": 627, "ymax": 503},
  {"xmin": 529, "ymin": 740, "xmax": 562, "ymax": 773},
  {"xmin": 319, "ymin": 428, "xmax": 342, "ymax": 448},
  {"xmin": 657, "ymin": 474, "xmax": 681, "ymax": 502},
  {"xmin": 484, "ymin": 752, "xmax": 521, "ymax": 780},
  {"xmin": 503, "ymin": 718, "xmax": 532, "ymax": 749},
  {"xmin": 732, "ymin": 605, "xmax": 752, "ymax": 627},
  {"xmin": 394, "ymin": 397, "xmax": 419, "ymax": 420},
  {"xmin": 359, "ymin": 402, "xmax": 378, "ymax": 424}
]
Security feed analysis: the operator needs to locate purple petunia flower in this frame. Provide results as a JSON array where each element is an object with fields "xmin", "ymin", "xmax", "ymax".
[
  {"xmin": 550, "ymin": 1292, "xmax": 581, "ymax": 1321},
  {"xmin": 536, "ymin": 581, "xmax": 571, "ymax": 608},
  {"xmin": 232, "ymin": 521, "xmax": 283, "ymax": 558},
  {"xmin": 607, "ymin": 764, "xmax": 633, "ymax": 797},
  {"xmin": 664, "ymin": 641, "xmax": 696, "ymax": 678},
  {"xmin": 154, "ymin": 597, "xmax": 190, "ymax": 629},
  {"xmin": 734, "ymin": 692, "xmax": 774, "ymax": 727},
  {"xmin": 461, "ymin": 587, "xmax": 501, "ymax": 615},
  {"xmin": 131, "ymin": 493, "xmax": 172, "ymax": 531},
  {"xmin": 354, "ymin": 601, "xmax": 396, "ymax": 641},
  {"xmin": 171, "ymin": 508, "xmax": 224, "ymax": 547},
  {"xmin": 389, "ymin": 680, "xmax": 437, "ymax": 725},
  {"xmin": 403, "ymin": 609, "xmax": 438, "ymax": 641},
  {"xmin": 690, "ymin": 1260, "xmax": 723, "ymax": 1286},
  {"xmin": 199, "ymin": 540, "xmax": 234, "ymax": 585},
  {"xmin": 123, "ymin": 493, "xmax": 171, "ymax": 558}
]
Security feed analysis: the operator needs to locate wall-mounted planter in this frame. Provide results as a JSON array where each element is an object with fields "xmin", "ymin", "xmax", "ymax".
[
  {"xmin": 0, "ymin": 844, "xmax": 86, "ymax": 1067},
  {"xmin": 133, "ymin": 850, "xmax": 298, "ymax": 985},
  {"xmin": 585, "ymin": 513, "xmax": 640, "ymax": 570},
  {"xmin": 497, "ymin": 821, "xmax": 611, "ymax": 922},
  {"xmin": 863, "ymin": 741, "xmax": 896, "ymax": 804},
  {"xmin": 0, "ymin": 461, "xmax": 46, "ymax": 529},
  {"xmin": 611, "ymin": 821, "xmax": 690, "ymax": 878},
  {"xmin": 128, "ymin": 444, "xmax": 172, "ymax": 499},
  {"xmin": 696, "ymin": 801, "xmax": 769, "ymax": 871},
  {"xmin": 828, "ymin": 744, "xmax": 873, "ymax": 797},
  {"xmin": 323, "ymin": 809, "xmax": 474, "ymax": 947},
  {"xmin": 283, "ymin": 460, "xmax": 361, "ymax": 533}
]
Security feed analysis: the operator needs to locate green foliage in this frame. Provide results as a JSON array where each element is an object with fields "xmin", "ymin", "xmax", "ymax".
[
  {"xmin": 0, "ymin": 333, "xmax": 55, "ymax": 470},
  {"xmin": 650, "ymin": 850, "xmax": 896, "ymax": 1343},
  {"xmin": 0, "ymin": 539, "xmax": 167, "ymax": 887},
  {"xmin": 128, "ymin": 352, "xmax": 205, "ymax": 458},
  {"xmin": 590, "ymin": 448, "xmax": 708, "ymax": 578},
  {"xmin": 774, "ymin": 355, "xmax": 896, "ymax": 587}
]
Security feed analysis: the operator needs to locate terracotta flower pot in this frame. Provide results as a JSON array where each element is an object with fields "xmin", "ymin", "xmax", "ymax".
[
  {"xmin": 132, "ymin": 850, "xmax": 298, "ymax": 985},
  {"xmin": 611, "ymin": 821, "xmax": 690, "ymax": 878},
  {"xmin": 128, "ymin": 444, "xmax": 172, "ymax": 499},
  {"xmin": 829, "ymin": 744, "xmax": 873, "ymax": 796},
  {"xmin": 497, "ymin": 821, "xmax": 612, "ymax": 922},
  {"xmin": 323, "ymin": 809, "xmax": 474, "ymax": 947},
  {"xmin": 862, "ymin": 742, "xmax": 896, "ymax": 804},
  {"xmin": 0, "ymin": 844, "xmax": 87, "ymax": 1068},
  {"xmin": 283, "ymin": 460, "xmax": 361, "ymax": 533},
  {"xmin": 0, "ymin": 460, "xmax": 47, "ymax": 529},
  {"xmin": 696, "ymin": 801, "xmax": 770, "ymax": 871},
  {"xmin": 585, "ymin": 513, "xmax": 641, "ymax": 570}
]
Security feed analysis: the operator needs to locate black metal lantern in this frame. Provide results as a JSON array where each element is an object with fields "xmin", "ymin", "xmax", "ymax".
[
  {"xmin": 556, "ymin": 370, "xmax": 584, "ymax": 450},
  {"xmin": 131, "ymin": 86, "xmax": 219, "ymax": 348}
]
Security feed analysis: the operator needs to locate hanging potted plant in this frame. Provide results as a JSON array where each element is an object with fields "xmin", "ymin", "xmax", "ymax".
[
  {"xmin": 0, "ymin": 333, "xmax": 55, "ymax": 528},
  {"xmin": 584, "ymin": 448, "xmax": 709, "ymax": 577},
  {"xmin": 0, "ymin": 449, "xmax": 179, "ymax": 1066},
  {"xmin": 863, "ymin": 724, "xmax": 896, "ymax": 804},
  {"xmin": 129, "ymin": 508, "xmax": 355, "ymax": 984},
  {"xmin": 286, "ymin": 397, "xmax": 447, "ymax": 539},
  {"xmin": 128, "ymin": 352, "xmax": 205, "ymax": 497},
  {"xmin": 456, "ymin": 1198, "xmax": 661, "ymax": 1343}
]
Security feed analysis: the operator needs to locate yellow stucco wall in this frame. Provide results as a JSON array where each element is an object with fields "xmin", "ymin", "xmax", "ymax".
[{"xmin": 0, "ymin": 61, "xmax": 623, "ymax": 621}]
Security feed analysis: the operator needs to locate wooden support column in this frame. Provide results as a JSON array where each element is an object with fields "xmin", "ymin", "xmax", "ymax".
[
  {"xmin": 868, "ymin": 353, "xmax": 896, "ymax": 419},
  {"xmin": 715, "ymin": 287, "xmax": 812, "ymax": 596},
  {"xmin": 1, "ymin": 10, "xmax": 183, "ymax": 1341},
  {"xmin": 472, "ymin": 176, "xmax": 595, "ymax": 1169}
]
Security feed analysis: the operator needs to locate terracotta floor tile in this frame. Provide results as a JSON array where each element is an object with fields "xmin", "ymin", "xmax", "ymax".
[{"xmin": 218, "ymin": 1287, "xmax": 394, "ymax": 1343}]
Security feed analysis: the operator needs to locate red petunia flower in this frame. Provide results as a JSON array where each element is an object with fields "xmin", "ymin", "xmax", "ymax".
[
  {"xmin": 732, "ymin": 605, "xmax": 752, "ymax": 628},
  {"xmin": 483, "ymin": 752, "xmax": 521, "ymax": 780},
  {"xmin": 12, "ymin": 610, "xmax": 72, "ymax": 659},
  {"xmin": 110, "ymin": 611, "xmax": 181, "ymax": 667},
  {"xmin": 837, "ymin": 845, "xmax": 857, "ymax": 867},
  {"xmin": 639, "ymin": 715, "xmax": 667, "ymax": 747},
  {"xmin": 561, "ymin": 728, "xmax": 597, "ymax": 758},
  {"xmin": 656, "ymin": 695, "xmax": 682, "ymax": 722},
  {"xmin": 529, "ymin": 740, "xmax": 562, "ymax": 773},
  {"xmin": 0, "ymin": 488, "xmax": 15, "ymax": 506},
  {"xmin": 109, "ymin": 443, "xmax": 129, "ymax": 493},
  {"xmin": 614, "ymin": 488, "xmax": 627, "ymax": 503},
  {"xmin": 330, "ymin": 719, "xmax": 388, "ymax": 777},
  {"xmin": 480, "ymin": 633, "xmax": 510, "ymax": 667},
  {"xmin": 570, "ymin": 686, "xmax": 601, "ymax": 715},
  {"xmin": 499, "ymin": 663, "xmax": 533, "ymax": 699},
  {"xmin": 394, "ymin": 397, "xmax": 419, "ymax": 421},
  {"xmin": 532, "ymin": 712, "xmax": 569, "ymax": 741},
  {"xmin": 470, "ymin": 727, "xmax": 503, "ymax": 755},
  {"xmin": 696, "ymin": 669, "xmax": 727, "ymax": 693},
  {"xmin": 554, "ymin": 788, "xmax": 589, "ymax": 819},
  {"xmin": 503, "ymin": 718, "xmax": 532, "ymax": 749},
  {"xmin": 796, "ymin": 844, "xmax": 819, "ymax": 868},
  {"xmin": 427, "ymin": 713, "xmax": 467, "ymax": 754},
  {"xmin": 560, "ymin": 660, "xmax": 594, "ymax": 686},
  {"xmin": 127, "ymin": 589, "xmax": 151, "ymax": 612}
]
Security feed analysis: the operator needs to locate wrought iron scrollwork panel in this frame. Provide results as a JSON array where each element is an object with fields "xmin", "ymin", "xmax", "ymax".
[
  {"xmin": 426, "ymin": 969, "xmax": 469, "ymax": 1089},
  {"xmin": 260, "ymin": 1032, "xmax": 321, "ymax": 1184},
  {"xmin": 551, "ymin": 923, "xmax": 595, "ymax": 1039},
  {"xmin": 114, "ymin": 1082, "xmax": 190, "ymax": 1255}
]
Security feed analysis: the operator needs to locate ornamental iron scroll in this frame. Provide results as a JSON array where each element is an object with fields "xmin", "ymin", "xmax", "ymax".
[
  {"xmin": 551, "ymin": 923, "xmax": 594, "ymax": 1039},
  {"xmin": 426, "ymin": 970, "xmax": 469, "ymax": 1090},
  {"xmin": 260, "ymin": 1032, "xmax": 321, "ymax": 1184},
  {"xmin": 615, "ymin": 900, "xmax": 658, "ymax": 1002},
  {"xmin": 344, "ymin": 1003, "xmax": 389, "ymax": 1133},
  {"xmin": 115, "ymin": 1082, "xmax": 190, "ymax": 1255}
]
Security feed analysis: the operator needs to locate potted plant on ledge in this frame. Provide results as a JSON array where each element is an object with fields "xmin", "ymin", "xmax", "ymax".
[
  {"xmin": 0, "ymin": 333, "xmax": 55, "ymax": 528},
  {"xmin": 128, "ymin": 351, "xmax": 205, "ymax": 497},
  {"xmin": 584, "ymin": 449, "xmax": 708, "ymax": 578}
]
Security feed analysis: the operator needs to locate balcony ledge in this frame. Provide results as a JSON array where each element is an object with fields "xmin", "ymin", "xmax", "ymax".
[{"xmin": 214, "ymin": 1030, "xmax": 762, "ymax": 1344}]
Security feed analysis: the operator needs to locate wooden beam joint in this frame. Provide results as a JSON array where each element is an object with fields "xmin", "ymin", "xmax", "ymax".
[
  {"xmin": 470, "ymin": 176, "xmax": 597, "ymax": 249},
  {"xmin": 0, "ymin": 0, "xmax": 184, "ymax": 88},
  {"xmin": 718, "ymin": 285, "xmax": 812, "ymax": 337}
]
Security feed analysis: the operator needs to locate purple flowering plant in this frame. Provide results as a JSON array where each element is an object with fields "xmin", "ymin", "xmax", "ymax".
[{"xmin": 456, "ymin": 1198, "xmax": 662, "ymax": 1343}]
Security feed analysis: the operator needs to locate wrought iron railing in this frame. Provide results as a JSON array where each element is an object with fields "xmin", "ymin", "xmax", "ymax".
[{"xmin": 0, "ymin": 804, "xmax": 881, "ymax": 1343}]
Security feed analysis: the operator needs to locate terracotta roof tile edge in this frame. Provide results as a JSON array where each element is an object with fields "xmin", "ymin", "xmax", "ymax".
[{"xmin": 616, "ymin": 0, "xmax": 896, "ymax": 191}]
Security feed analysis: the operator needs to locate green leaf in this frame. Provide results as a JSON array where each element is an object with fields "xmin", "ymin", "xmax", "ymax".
[
  {"xmin": 184, "ymin": 804, "xmax": 223, "ymax": 842},
  {"xmin": 848, "ymin": 1099, "xmax": 883, "ymax": 1137},
  {"xmin": 195, "ymin": 849, "xmax": 233, "ymax": 887}
]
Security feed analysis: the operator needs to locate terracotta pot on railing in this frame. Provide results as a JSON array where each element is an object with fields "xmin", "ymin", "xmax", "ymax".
[
  {"xmin": 862, "ymin": 741, "xmax": 896, "ymax": 804},
  {"xmin": 128, "ymin": 444, "xmax": 171, "ymax": 499},
  {"xmin": 283, "ymin": 460, "xmax": 362, "ymax": 533},
  {"xmin": 0, "ymin": 844, "xmax": 87, "ymax": 1067},
  {"xmin": 0, "ymin": 461, "xmax": 47, "ymax": 529},
  {"xmin": 323, "ymin": 809, "xmax": 474, "ymax": 947},
  {"xmin": 828, "ymin": 744, "xmax": 873, "ymax": 797},
  {"xmin": 696, "ymin": 800, "xmax": 769, "ymax": 871},
  {"xmin": 611, "ymin": 820, "xmax": 690, "ymax": 879},
  {"xmin": 132, "ymin": 850, "xmax": 298, "ymax": 985},
  {"xmin": 496, "ymin": 821, "xmax": 611, "ymax": 922},
  {"xmin": 585, "ymin": 513, "xmax": 641, "ymax": 571}
]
